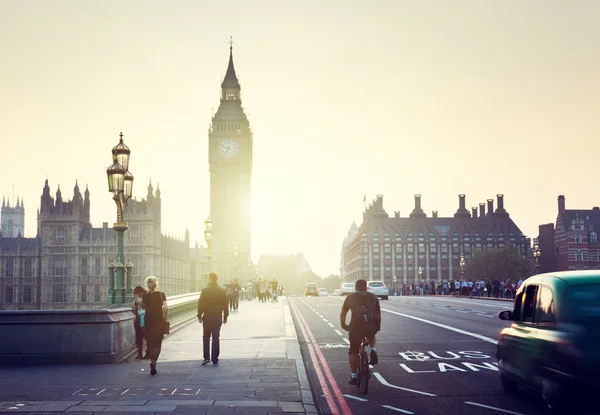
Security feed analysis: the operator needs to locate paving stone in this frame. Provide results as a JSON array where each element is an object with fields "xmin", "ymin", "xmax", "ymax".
[
  {"xmin": 278, "ymin": 402, "xmax": 305, "ymax": 413},
  {"xmin": 66, "ymin": 406, "xmax": 106, "ymax": 412},
  {"xmin": 146, "ymin": 399, "xmax": 215, "ymax": 406},
  {"xmin": 26, "ymin": 401, "xmax": 80, "ymax": 411},
  {"xmin": 77, "ymin": 400, "xmax": 149, "ymax": 406},
  {"xmin": 97, "ymin": 405, "xmax": 176, "ymax": 412},
  {"xmin": 215, "ymin": 401, "xmax": 278, "ymax": 407}
]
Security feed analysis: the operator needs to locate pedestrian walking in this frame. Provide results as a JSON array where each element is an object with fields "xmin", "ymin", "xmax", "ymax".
[
  {"xmin": 142, "ymin": 276, "xmax": 169, "ymax": 376},
  {"xmin": 197, "ymin": 272, "xmax": 229, "ymax": 366},
  {"xmin": 231, "ymin": 279, "xmax": 241, "ymax": 311},
  {"xmin": 133, "ymin": 286, "xmax": 148, "ymax": 360}
]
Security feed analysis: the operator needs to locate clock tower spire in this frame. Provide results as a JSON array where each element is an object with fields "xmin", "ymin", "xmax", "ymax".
[{"xmin": 208, "ymin": 38, "xmax": 253, "ymax": 283}]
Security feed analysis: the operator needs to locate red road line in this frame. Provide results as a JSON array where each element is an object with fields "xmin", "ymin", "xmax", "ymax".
[
  {"xmin": 290, "ymin": 300, "xmax": 340, "ymax": 415},
  {"xmin": 291, "ymin": 299, "xmax": 353, "ymax": 415}
]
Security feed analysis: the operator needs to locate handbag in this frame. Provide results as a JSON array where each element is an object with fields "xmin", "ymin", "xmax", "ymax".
[{"xmin": 164, "ymin": 320, "xmax": 170, "ymax": 335}]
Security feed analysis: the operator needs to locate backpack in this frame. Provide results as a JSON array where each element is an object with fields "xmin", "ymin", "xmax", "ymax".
[{"xmin": 353, "ymin": 293, "xmax": 377, "ymax": 326}]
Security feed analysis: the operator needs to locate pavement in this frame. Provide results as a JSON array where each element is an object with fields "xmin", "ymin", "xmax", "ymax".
[
  {"xmin": 0, "ymin": 297, "xmax": 317, "ymax": 415},
  {"xmin": 288, "ymin": 295, "xmax": 561, "ymax": 415}
]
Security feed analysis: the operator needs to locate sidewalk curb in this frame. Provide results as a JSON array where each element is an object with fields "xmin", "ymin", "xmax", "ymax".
[{"xmin": 284, "ymin": 298, "xmax": 317, "ymax": 414}]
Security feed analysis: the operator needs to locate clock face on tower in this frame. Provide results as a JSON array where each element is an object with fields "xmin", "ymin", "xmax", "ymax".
[{"xmin": 217, "ymin": 138, "xmax": 240, "ymax": 159}]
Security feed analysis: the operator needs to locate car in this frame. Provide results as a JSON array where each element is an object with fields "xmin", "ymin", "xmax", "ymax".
[
  {"xmin": 341, "ymin": 282, "xmax": 355, "ymax": 296},
  {"xmin": 318, "ymin": 288, "xmax": 329, "ymax": 296},
  {"xmin": 332, "ymin": 288, "xmax": 342, "ymax": 296},
  {"xmin": 304, "ymin": 283, "xmax": 318, "ymax": 297},
  {"xmin": 496, "ymin": 271, "xmax": 600, "ymax": 411},
  {"xmin": 367, "ymin": 280, "xmax": 389, "ymax": 300}
]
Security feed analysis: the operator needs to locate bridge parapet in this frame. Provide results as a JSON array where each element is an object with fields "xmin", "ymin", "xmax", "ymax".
[{"xmin": 0, "ymin": 292, "xmax": 200, "ymax": 365}]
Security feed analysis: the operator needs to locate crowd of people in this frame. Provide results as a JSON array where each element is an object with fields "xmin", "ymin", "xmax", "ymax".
[{"xmin": 390, "ymin": 278, "xmax": 524, "ymax": 299}]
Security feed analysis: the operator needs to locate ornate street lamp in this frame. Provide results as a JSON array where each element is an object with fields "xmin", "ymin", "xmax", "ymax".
[
  {"xmin": 232, "ymin": 243, "xmax": 239, "ymax": 282},
  {"xmin": 460, "ymin": 256, "xmax": 466, "ymax": 278},
  {"xmin": 418, "ymin": 265, "xmax": 423, "ymax": 282},
  {"xmin": 106, "ymin": 132, "xmax": 134, "ymax": 304},
  {"xmin": 204, "ymin": 215, "xmax": 213, "ymax": 277},
  {"xmin": 533, "ymin": 243, "xmax": 542, "ymax": 274}
]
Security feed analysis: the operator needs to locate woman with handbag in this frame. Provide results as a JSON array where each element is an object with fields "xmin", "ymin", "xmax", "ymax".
[{"xmin": 142, "ymin": 276, "xmax": 169, "ymax": 376}]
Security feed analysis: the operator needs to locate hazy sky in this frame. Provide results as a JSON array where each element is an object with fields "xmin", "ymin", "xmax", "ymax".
[{"xmin": 1, "ymin": 1, "xmax": 599, "ymax": 276}]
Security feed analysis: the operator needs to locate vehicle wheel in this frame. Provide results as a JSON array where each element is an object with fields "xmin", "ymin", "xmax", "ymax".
[
  {"xmin": 542, "ymin": 378, "xmax": 565, "ymax": 412},
  {"xmin": 500, "ymin": 373, "xmax": 518, "ymax": 394}
]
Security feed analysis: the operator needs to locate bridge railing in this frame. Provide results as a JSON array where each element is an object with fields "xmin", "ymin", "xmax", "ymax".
[{"xmin": 0, "ymin": 292, "xmax": 201, "ymax": 365}]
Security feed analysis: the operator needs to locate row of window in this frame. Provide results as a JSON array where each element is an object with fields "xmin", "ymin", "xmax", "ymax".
[
  {"xmin": 2, "ymin": 257, "xmax": 35, "ymax": 277},
  {"xmin": 366, "ymin": 232, "xmax": 521, "ymax": 243},
  {"xmin": 1, "ymin": 285, "xmax": 34, "ymax": 303},
  {"xmin": 572, "ymin": 234, "xmax": 598, "ymax": 244}
]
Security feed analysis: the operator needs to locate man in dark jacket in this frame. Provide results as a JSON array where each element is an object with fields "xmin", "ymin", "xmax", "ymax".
[{"xmin": 197, "ymin": 273, "xmax": 229, "ymax": 366}]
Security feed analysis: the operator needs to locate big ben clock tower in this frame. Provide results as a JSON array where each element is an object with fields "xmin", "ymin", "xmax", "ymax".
[{"xmin": 208, "ymin": 40, "xmax": 253, "ymax": 282}]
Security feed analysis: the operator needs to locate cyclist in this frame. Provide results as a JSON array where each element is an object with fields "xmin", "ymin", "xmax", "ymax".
[{"xmin": 340, "ymin": 279, "xmax": 381, "ymax": 385}]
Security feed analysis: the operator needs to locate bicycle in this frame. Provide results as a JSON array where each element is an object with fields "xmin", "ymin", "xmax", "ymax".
[
  {"xmin": 357, "ymin": 336, "xmax": 371, "ymax": 395},
  {"xmin": 343, "ymin": 326, "xmax": 371, "ymax": 394}
]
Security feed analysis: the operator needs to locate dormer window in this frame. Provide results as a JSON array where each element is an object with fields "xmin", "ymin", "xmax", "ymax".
[{"xmin": 591, "ymin": 233, "xmax": 598, "ymax": 244}]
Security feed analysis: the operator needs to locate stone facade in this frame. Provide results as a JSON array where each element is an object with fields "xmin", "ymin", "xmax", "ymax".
[
  {"xmin": 1, "ymin": 197, "xmax": 25, "ymax": 237},
  {"xmin": 343, "ymin": 194, "xmax": 529, "ymax": 288},
  {"xmin": 208, "ymin": 44, "xmax": 253, "ymax": 283},
  {"xmin": 0, "ymin": 180, "xmax": 207, "ymax": 310}
]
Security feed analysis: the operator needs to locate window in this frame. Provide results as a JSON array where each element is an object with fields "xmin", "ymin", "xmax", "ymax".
[
  {"xmin": 5, "ymin": 286, "xmax": 14, "ymax": 303},
  {"xmin": 81, "ymin": 257, "xmax": 88, "ymax": 276},
  {"xmin": 23, "ymin": 285, "xmax": 32, "ymax": 303},
  {"xmin": 576, "ymin": 250, "xmax": 583, "ymax": 261},
  {"xmin": 95, "ymin": 257, "xmax": 102, "ymax": 275},
  {"xmin": 575, "ymin": 235, "xmax": 583, "ymax": 244},
  {"xmin": 81, "ymin": 284, "xmax": 87, "ymax": 302},
  {"xmin": 536, "ymin": 286, "xmax": 556, "ymax": 324},
  {"xmin": 52, "ymin": 284, "xmax": 66, "ymax": 303},
  {"xmin": 55, "ymin": 257, "xmax": 67, "ymax": 276},
  {"xmin": 6, "ymin": 258, "xmax": 14, "ymax": 277},
  {"xmin": 591, "ymin": 233, "xmax": 598, "ymax": 244},
  {"xmin": 24, "ymin": 258, "xmax": 32, "ymax": 277},
  {"xmin": 94, "ymin": 285, "xmax": 101, "ymax": 302},
  {"xmin": 522, "ymin": 285, "xmax": 539, "ymax": 323}
]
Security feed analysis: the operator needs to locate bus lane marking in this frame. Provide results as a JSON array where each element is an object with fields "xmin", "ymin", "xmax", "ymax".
[
  {"xmin": 381, "ymin": 404, "xmax": 414, "ymax": 414},
  {"xmin": 380, "ymin": 308, "xmax": 498, "ymax": 345},
  {"xmin": 464, "ymin": 401, "xmax": 526, "ymax": 415},
  {"xmin": 372, "ymin": 372, "xmax": 436, "ymax": 396}
]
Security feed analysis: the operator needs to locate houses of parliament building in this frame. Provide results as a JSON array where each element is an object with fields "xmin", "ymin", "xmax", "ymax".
[{"xmin": 0, "ymin": 180, "xmax": 206, "ymax": 310}]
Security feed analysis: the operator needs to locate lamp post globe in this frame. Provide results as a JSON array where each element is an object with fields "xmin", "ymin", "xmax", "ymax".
[{"xmin": 106, "ymin": 132, "xmax": 134, "ymax": 304}]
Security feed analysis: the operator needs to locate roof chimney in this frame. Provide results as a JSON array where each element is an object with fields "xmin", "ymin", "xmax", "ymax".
[
  {"xmin": 472, "ymin": 207, "xmax": 478, "ymax": 218},
  {"xmin": 432, "ymin": 210, "xmax": 438, "ymax": 218},
  {"xmin": 495, "ymin": 194, "xmax": 508, "ymax": 216},
  {"xmin": 558, "ymin": 195, "xmax": 566, "ymax": 215},
  {"xmin": 410, "ymin": 194, "xmax": 427, "ymax": 219},
  {"xmin": 394, "ymin": 211, "xmax": 400, "ymax": 219},
  {"xmin": 479, "ymin": 203, "xmax": 485, "ymax": 217},
  {"xmin": 487, "ymin": 199, "xmax": 494, "ymax": 216},
  {"xmin": 454, "ymin": 194, "xmax": 470, "ymax": 218}
]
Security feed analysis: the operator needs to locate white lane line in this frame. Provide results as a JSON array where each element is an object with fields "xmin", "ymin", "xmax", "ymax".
[
  {"xmin": 477, "ymin": 313, "xmax": 494, "ymax": 318},
  {"xmin": 373, "ymin": 372, "xmax": 437, "ymax": 396},
  {"xmin": 454, "ymin": 310, "xmax": 469, "ymax": 313},
  {"xmin": 335, "ymin": 329, "xmax": 344, "ymax": 336},
  {"xmin": 436, "ymin": 306, "xmax": 448, "ymax": 309},
  {"xmin": 464, "ymin": 401, "xmax": 526, "ymax": 415},
  {"xmin": 343, "ymin": 394, "xmax": 368, "ymax": 402},
  {"xmin": 343, "ymin": 338, "xmax": 350, "ymax": 344},
  {"xmin": 381, "ymin": 404, "xmax": 414, "ymax": 414},
  {"xmin": 327, "ymin": 322, "xmax": 335, "ymax": 328},
  {"xmin": 381, "ymin": 308, "xmax": 498, "ymax": 345}
]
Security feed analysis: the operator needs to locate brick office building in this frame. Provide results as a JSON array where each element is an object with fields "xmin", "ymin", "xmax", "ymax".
[
  {"xmin": 342, "ymin": 194, "xmax": 528, "ymax": 288},
  {"xmin": 552, "ymin": 195, "xmax": 600, "ymax": 271}
]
